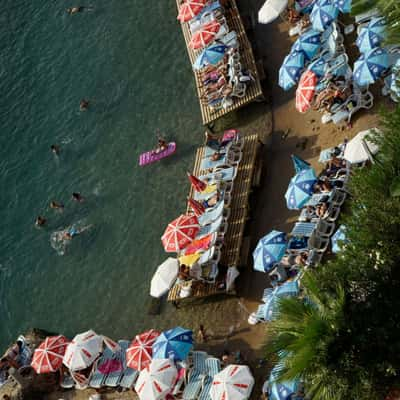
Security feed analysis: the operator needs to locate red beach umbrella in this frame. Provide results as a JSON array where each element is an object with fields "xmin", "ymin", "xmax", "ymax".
[
  {"xmin": 296, "ymin": 70, "xmax": 318, "ymax": 113},
  {"xmin": 188, "ymin": 197, "xmax": 206, "ymax": 216},
  {"xmin": 31, "ymin": 335, "xmax": 70, "ymax": 374},
  {"xmin": 177, "ymin": 0, "xmax": 206, "ymax": 22},
  {"xmin": 126, "ymin": 329, "xmax": 160, "ymax": 371},
  {"xmin": 187, "ymin": 172, "xmax": 207, "ymax": 192},
  {"xmin": 161, "ymin": 214, "xmax": 200, "ymax": 253},
  {"xmin": 189, "ymin": 21, "xmax": 221, "ymax": 50}
]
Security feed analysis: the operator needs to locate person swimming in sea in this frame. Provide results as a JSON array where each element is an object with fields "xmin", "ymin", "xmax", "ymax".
[
  {"xmin": 62, "ymin": 227, "xmax": 78, "ymax": 240},
  {"xmin": 35, "ymin": 216, "xmax": 46, "ymax": 227},
  {"xmin": 72, "ymin": 192, "xmax": 84, "ymax": 202},
  {"xmin": 50, "ymin": 201, "xmax": 64, "ymax": 211},
  {"xmin": 66, "ymin": 6, "xmax": 93, "ymax": 15},
  {"xmin": 79, "ymin": 99, "xmax": 89, "ymax": 111},
  {"xmin": 51, "ymin": 144, "xmax": 60, "ymax": 155}
]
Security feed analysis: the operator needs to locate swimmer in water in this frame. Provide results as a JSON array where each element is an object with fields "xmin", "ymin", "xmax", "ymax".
[
  {"xmin": 35, "ymin": 216, "xmax": 46, "ymax": 227},
  {"xmin": 79, "ymin": 99, "xmax": 89, "ymax": 111},
  {"xmin": 66, "ymin": 7, "xmax": 87, "ymax": 15},
  {"xmin": 63, "ymin": 227, "xmax": 78, "ymax": 240},
  {"xmin": 51, "ymin": 144, "xmax": 60, "ymax": 155},
  {"xmin": 50, "ymin": 201, "xmax": 64, "ymax": 210},
  {"xmin": 72, "ymin": 192, "xmax": 84, "ymax": 202}
]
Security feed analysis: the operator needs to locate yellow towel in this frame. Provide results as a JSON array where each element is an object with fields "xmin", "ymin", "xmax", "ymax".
[
  {"xmin": 202, "ymin": 184, "xmax": 217, "ymax": 194},
  {"xmin": 179, "ymin": 253, "xmax": 200, "ymax": 266}
]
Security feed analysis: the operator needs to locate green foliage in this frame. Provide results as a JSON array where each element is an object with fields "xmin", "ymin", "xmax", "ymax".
[{"xmin": 266, "ymin": 105, "xmax": 400, "ymax": 399}]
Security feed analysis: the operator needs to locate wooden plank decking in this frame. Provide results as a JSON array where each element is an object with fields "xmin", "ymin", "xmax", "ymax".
[
  {"xmin": 167, "ymin": 133, "xmax": 260, "ymax": 302},
  {"xmin": 176, "ymin": 0, "xmax": 263, "ymax": 125}
]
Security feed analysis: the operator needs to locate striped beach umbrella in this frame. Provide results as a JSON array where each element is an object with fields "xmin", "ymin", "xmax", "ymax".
[
  {"xmin": 332, "ymin": 0, "xmax": 351, "ymax": 13},
  {"xmin": 279, "ymin": 51, "xmax": 305, "ymax": 91},
  {"xmin": 285, "ymin": 168, "xmax": 317, "ymax": 210},
  {"xmin": 150, "ymin": 258, "xmax": 179, "ymax": 298},
  {"xmin": 354, "ymin": 47, "xmax": 389, "ymax": 86},
  {"xmin": 31, "ymin": 335, "xmax": 69, "ymax": 374},
  {"xmin": 296, "ymin": 70, "xmax": 318, "ymax": 113},
  {"xmin": 152, "ymin": 327, "xmax": 193, "ymax": 361},
  {"xmin": 161, "ymin": 214, "xmax": 199, "ymax": 253},
  {"xmin": 188, "ymin": 197, "xmax": 206, "ymax": 216},
  {"xmin": 177, "ymin": 0, "xmax": 206, "ymax": 22},
  {"xmin": 291, "ymin": 154, "xmax": 311, "ymax": 173},
  {"xmin": 127, "ymin": 330, "xmax": 160, "ymax": 371},
  {"xmin": 307, "ymin": 56, "xmax": 328, "ymax": 77},
  {"xmin": 310, "ymin": 0, "xmax": 339, "ymax": 32},
  {"xmin": 187, "ymin": 172, "xmax": 207, "ymax": 192},
  {"xmin": 356, "ymin": 17, "xmax": 386, "ymax": 53},
  {"xmin": 193, "ymin": 44, "xmax": 228, "ymax": 70},
  {"xmin": 268, "ymin": 364, "xmax": 301, "ymax": 400},
  {"xmin": 253, "ymin": 231, "xmax": 287, "ymax": 273},
  {"xmin": 292, "ymin": 29, "xmax": 321, "ymax": 60},
  {"xmin": 189, "ymin": 21, "xmax": 221, "ymax": 50}
]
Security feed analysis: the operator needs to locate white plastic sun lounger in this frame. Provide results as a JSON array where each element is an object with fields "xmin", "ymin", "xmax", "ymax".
[{"xmin": 198, "ymin": 201, "xmax": 225, "ymax": 226}]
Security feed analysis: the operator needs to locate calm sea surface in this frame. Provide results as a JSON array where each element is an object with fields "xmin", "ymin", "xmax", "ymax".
[{"xmin": 0, "ymin": 0, "xmax": 204, "ymax": 349}]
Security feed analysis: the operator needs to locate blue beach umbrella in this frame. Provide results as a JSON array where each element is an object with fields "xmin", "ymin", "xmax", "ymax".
[
  {"xmin": 279, "ymin": 51, "xmax": 305, "ymax": 91},
  {"xmin": 307, "ymin": 56, "xmax": 328, "ymax": 77},
  {"xmin": 291, "ymin": 154, "xmax": 311, "ymax": 173},
  {"xmin": 310, "ymin": 0, "xmax": 339, "ymax": 32},
  {"xmin": 193, "ymin": 44, "xmax": 228, "ymax": 70},
  {"xmin": 285, "ymin": 168, "xmax": 317, "ymax": 210},
  {"xmin": 292, "ymin": 29, "xmax": 321, "ymax": 60},
  {"xmin": 152, "ymin": 327, "xmax": 193, "ymax": 361},
  {"xmin": 353, "ymin": 47, "xmax": 389, "ymax": 86},
  {"xmin": 332, "ymin": 0, "xmax": 351, "ymax": 13},
  {"xmin": 253, "ymin": 231, "xmax": 287, "ymax": 273},
  {"xmin": 356, "ymin": 17, "xmax": 387, "ymax": 53},
  {"xmin": 331, "ymin": 224, "xmax": 348, "ymax": 253}
]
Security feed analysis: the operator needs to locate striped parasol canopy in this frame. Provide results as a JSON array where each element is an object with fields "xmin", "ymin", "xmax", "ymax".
[
  {"xmin": 126, "ymin": 330, "xmax": 160, "ymax": 371},
  {"xmin": 296, "ymin": 70, "xmax": 318, "ymax": 113},
  {"xmin": 161, "ymin": 214, "xmax": 199, "ymax": 252},
  {"xmin": 189, "ymin": 21, "xmax": 221, "ymax": 50},
  {"xmin": 177, "ymin": 0, "xmax": 207, "ymax": 22}
]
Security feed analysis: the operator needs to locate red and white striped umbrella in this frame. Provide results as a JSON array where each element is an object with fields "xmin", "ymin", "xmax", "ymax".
[
  {"xmin": 126, "ymin": 330, "xmax": 160, "ymax": 371},
  {"xmin": 296, "ymin": 70, "xmax": 318, "ymax": 113},
  {"xmin": 135, "ymin": 358, "xmax": 177, "ymax": 400},
  {"xmin": 177, "ymin": 0, "xmax": 206, "ymax": 22},
  {"xmin": 187, "ymin": 173, "xmax": 207, "ymax": 192},
  {"xmin": 161, "ymin": 214, "xmax": 199, "ymax": 253},
  {"xmin": 190, "ymin": 21, "xmax": 221, "ymax": 50},
  {"xmin": 188, "ymin": 198, "xmax": 206, "ymax": 216},
  {"xmin": 31, "ymin": 335, "xmax": 69, "ymax": 374},
  {"xmin": 210, "ymin": 365, "xmax": 255, "ymax": 400}
]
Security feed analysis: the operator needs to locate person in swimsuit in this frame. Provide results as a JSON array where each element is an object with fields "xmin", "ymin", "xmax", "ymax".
[
  {"xmin": 79, "ymin": 99, "xmax": 89, "ymax": 111},
  {"xmin": 35, "ymin": 216, "xmax": 46, "ymax": 227},
  {"xmin": 72, "ymin": 192, "xmax": 84, "ymax": 202},
  {"xmin": 50, "ymin": 201, "xmax": 64, "ymax": 210},
  {"xmin": 51, "ymin": 144, "xmax": 60, "ymax": 155},
  {"xmin": 66, "ymin": 6, "xmax": 92, "ymax": 14},
  {"xmin": 63, "ymin": 227, "xmax": 78, "ymax": 240}
]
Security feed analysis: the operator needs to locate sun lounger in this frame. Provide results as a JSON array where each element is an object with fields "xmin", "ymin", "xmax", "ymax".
[
  {"xmin": 197, "ymin": 215, "xmax": 226, "ymax": 237},
  {"xmin": 104, "ymin": 340, "xmax": 129, "ymax": 387},
  {"xmin": 355, "ymin": 8, "xmax": 380, "ymax": 24},
  {"xmin": 305, "ymin": 192, "xmax": 332, "ymax": 206},
  {"xmin": 198, "ymin": 358, "xmax": 222, "ymax": 400},
  {"xmin": 308, "ymin": 231, "xmax": 330, "ymax": 253},
  {"xmin": 183, "ymin": 351, "xmax": 208, "ymax": 400},
  {"xmin": 199, "ymin": 166, "xmax": 237, "ymax": 184},
  {"xmin": 89, "ymin": 347, "xmax": 115, "ymax": 389},
  {"xmin": 216, "ymin": 30, "xmax": 238, "ymax": 49},
  {"xmin": 291, "ymin": 222, "xmax": 317, "ymax": 237},
  {"xmin": 200, "ymin": 153, "xmax": 229, "ymax": 170},
  {"xmin": 119, "ymin": 367, "xmax": 139, "ymax": 389},
  {"xmin": 198, "ymin": 201, "xmax": 225, "ymax": 226}
]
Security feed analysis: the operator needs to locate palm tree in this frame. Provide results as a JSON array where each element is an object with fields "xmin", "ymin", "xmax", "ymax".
[
  {"xmin": 266, "ymin": 272, "xmax": 347, "ymax": 400},
  {"xmin": 352, "ymin": 0, "xmax": 400, "ymax": 45}
]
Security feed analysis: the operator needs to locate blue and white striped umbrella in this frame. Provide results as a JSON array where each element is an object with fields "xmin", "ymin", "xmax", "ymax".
[
  {"xmin": 279, "ymin": 51, "xmax": 305, "ymax": 91},
  {"xmin": 354, "ymin": 47, "xmax": 389, "ymax": 86},
  {"xmin": 332, "ymin": 0, "xmax": 351, "ymax": 13},
  {"xmin": 253, "ymin": 230, "xmax": 287, "ymax": 273},
  {"xmin": 262, "ymin": 281, "xmax": 300, "ymax": 321},
  {"xmin": 291, "ymin": 154, "xmax": 311, "ymax": 173},
  {"xmin": 307, "ymin": 56, "xmax": 328, "ymax": 77},
  {"xmin": 193, "ymin": 44, "xmax": 228, "ymax": 70},
  {"xmin": 292, "ymin": 29, "xmax": 321, "ymax": 60},
  {"xmin": 152, "ymin": 327, "xmax": 193, "ymax": 361},
  {"xmin": 310, "ymin": 0, "xmax": 339, "ymax": 32},
  {"xmin": 331, "ymin": 224, "xmax": 347, "ymax": 253},
  {"xmin": 356, "ymin": 17, "xmax": 386, "ymax": 53},
  {"xmin": 285, "ymin": 168, "xmax": 317, "ymax": 210}
]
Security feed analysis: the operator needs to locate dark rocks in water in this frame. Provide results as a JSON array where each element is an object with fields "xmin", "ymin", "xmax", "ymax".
[{"xmin": 147, "ymin": 297, "xmax": 162, "ymax": 315}]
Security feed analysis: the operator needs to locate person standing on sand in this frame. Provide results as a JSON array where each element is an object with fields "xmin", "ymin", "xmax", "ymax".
[{"xmin": 197, "ymin": 325, "xmax": 208, "ymax": 343}]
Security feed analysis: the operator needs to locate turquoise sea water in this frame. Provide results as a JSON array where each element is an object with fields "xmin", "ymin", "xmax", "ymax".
[{"xmin": 0, "ymin": 0, "xmax": 203, "ymax": 349}]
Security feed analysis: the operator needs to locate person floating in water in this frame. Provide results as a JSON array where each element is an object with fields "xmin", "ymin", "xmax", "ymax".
[
  {"xmin": 72, "ymin": 192, "xmax": 84, "ymax": 202},
  {"xmin": 51, "ymin": 144, "xmax": 60, "ymax": 155},
  {"xmin": 62, "ymin": 227, "xmax": 78, "ymax": 240},
  {"xmin": 35, "ymin": 216, "xmax": 46, "ymax": 227},
  {"xmin": 66, "ymin": 6, "xmax": 93, "ymax": 15},
  {"xmin": 50, "ymin": 201, "xmax": 64, "ymax": 210},
  {"xmin": 79, "ymin": 99, "xmax": 89, "ymax": 111}
]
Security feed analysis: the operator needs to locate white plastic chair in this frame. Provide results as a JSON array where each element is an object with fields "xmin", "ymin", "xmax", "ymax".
[{"xmin": 315, "ymin": 219, "xmax": 336, "ymax": 238}]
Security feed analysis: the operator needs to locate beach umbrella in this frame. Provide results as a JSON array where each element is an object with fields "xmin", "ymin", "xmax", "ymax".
[
  {"xmin": 253, "ymin": 230, "xmax": 287, "ymax": 273},
  {"xmin": 193, "ymin": 44, "xmax": 228, "ymax": 70},
  {"xmin": 210, "ymin": 364, "xmax": 255, "ymax": 400},
  {"xmin": 332, "ymin": 0, "xmax": 351, "ymax": 13},
  {"xmin": 189, "ymin": 21, "xmax": 221, "ymax": 50},
  {"xmin": 177, "ymin": 0, "xmax": 206, "ymax": 22},
  {"xmin": 331, "ymin": 224, "xmax": 347, "ymax": 253},
  {"xmin": 285, "ymin": 168, "xmax": 317, "ymax": 210},
  {"xmin": 188, "ymin": 197, "xmax": 206, "ymax": 216},
  {"xmin": 262, "ymin": 281, "xmax": 300, "ymax": 321},
  {"xmin": 187, "ymin": 172, "xmax": 207, "ymax": 192},
  {"xmin": 343, "ymin": 129, "xmax": 379, "ymax": 164},
  {"xmin": 353, "ymin": 47, "xmax": 389, "ymax": 86},
  {"xmin": 63, "ymin": 330, "xmax": 104, "ymax": 371},
  {"xmin": 310, "ymin": 0, "xmax": 339, "ymax": 32},
  {"xmin": 291, "ymin": 154, "xmax": 311, "ymax": 173},
  {"xmin": 307, "ymin": 56, "xmax": 328, "ymax": 77},
  {"xmin": 161, "ymin": 214, "xmax": 199, "ymax": 253},
  {"xmin": 184, "ymin": 233, "xmax": 214, "ymax": 255},
  {"xmin": 296, "ymin": 70, "xmax": 318, "ymax": 113},
  {"xmin": 292, "ymin": 29, "xmax": 321, "ymax": 60},
  {"xmin": 150, "ymin": 258, "xmax": 179, "ymax": 298},
  {"xmin": 356, "ymin": 17, "xmax": 386, "ymax": 53},
  {"xmin": 31, "ymin": 335, "xmax": 69, "ymax": 374},
  {"xmin": 258, "ymin": 0, "xmax": 288, "ymax": 24},
  {"xmin": 152, "ymin": 327, "xmax": 193, "ymax": 361},
  {"xmin": 279, "ymin": 51, "xmax": 305, "ymax": 91},
  {"xmin": 127, "ymin": 329, "xmax": 160, "ymax": 371},
  {"xmin": 135, "ymin": 358, "xmax": 178, "ymax": 400}
]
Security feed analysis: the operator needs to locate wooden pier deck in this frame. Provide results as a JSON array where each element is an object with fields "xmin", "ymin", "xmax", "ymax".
[
  {"xmin": 176, "ymin": 0, "xmax": 263, "ymax": 125},
  {"xmin": 167, "ymin": 133, "xmax": 261, "ymax": 302}
]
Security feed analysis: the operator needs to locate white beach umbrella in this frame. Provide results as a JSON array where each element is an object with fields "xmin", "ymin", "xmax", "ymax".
[
  {"xmin": 150, "ymin": 258, "xmax": 179, "ymax": 298},
  {"xmin": 344, "ymin": 129, "xmax": 379, "ymax": 164},
  {"xmin": 210, "ymin": 364, "xmax": 255, "ymax": 400},
  {"xmin": 134, "ymin": 358, "xmax": 178, "ymax": 400},
  {"xmin": 63, "ymin": 330, "xmax": 103, "ymax": 371},
  {"xmin": 258, "ymin": 0, "xmax": 288, "ymax": 24}
]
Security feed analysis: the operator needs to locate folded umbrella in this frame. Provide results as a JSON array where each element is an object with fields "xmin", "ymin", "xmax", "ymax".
[
  {"xmin": 296, "ymin": 70, "xmax": 318, "ymax": 113},
  {"xmin": 291, "ymin": 154, "xmax": 311, "ymax": 173},
  {"xmin": 177, "ymin": 0, "xmax": 206, "ymax": 22},
  {"xmin": 354, "ymin": 47, "xmax": 389, "ymax": 87},
  {"xmin": 188, "ymin": 197, "xmax": 206, "ymax": 216},
  {"xmin": 189, "ymin": 21, "xmax": 221, "ymax": 50},
  {"xmin": 187, "ymin": 172, "xmax": 207, "ymax": 192}
]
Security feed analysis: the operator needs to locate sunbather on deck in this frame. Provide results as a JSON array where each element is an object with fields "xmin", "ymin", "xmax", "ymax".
[{"xmin": 202, "ymin": 192, "xmax": 220, "ymax": 208}]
